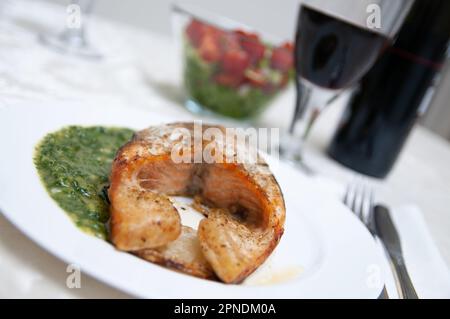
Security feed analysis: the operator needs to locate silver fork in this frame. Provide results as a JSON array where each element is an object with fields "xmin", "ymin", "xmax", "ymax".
[
  {"xmin": 343, "ymin": 178, "xmax": 389, "ymax": 299},
  {"xmin": 343, "ymin": 178, "xmax": 377, "ymax": 235}
]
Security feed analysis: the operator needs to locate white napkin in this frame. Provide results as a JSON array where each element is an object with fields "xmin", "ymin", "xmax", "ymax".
[
  {"xmin": 311, "ymin": 176, "xmax": 450, "ymax": 299},
  {"xmin": 385, "ymin": 205, "xmax": 450, "ymax": 299}
]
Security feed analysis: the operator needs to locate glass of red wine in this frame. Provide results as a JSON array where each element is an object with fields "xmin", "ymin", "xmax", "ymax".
[{"xmin": 281, "ymin": 0, "xmax": 413, "ymax": 166}]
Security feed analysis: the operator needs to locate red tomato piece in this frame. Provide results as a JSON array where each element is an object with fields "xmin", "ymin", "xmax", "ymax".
[
  {"xmin": 234, "ymin": 30, "xmax": 266, "ymax": 65},
  {"xmin": 270, "ymin": 44, "xmax": 294, "ymax": 72},
  {"xmin": 186, "ymin": 19, "xmax": 207, "ymax": 48},
  {"xmin": 219, "ymin": 32, "xmax": 241, "ymax": 53},
  {"xmin": 221, "ymin": 50, "xmax": 250, "ymax": 77},
  {"xmin": 198, "ymin": 34, "xmax": 222, "ymax": 62},
  {"xmin": 281, "ymin": 42, "xmax": 294, "ymax": 52}
]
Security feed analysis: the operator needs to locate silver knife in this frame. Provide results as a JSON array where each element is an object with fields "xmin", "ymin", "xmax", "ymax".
[{"xmin": 374, "ymin": 205, "xmax": 419, "ymax": 299}]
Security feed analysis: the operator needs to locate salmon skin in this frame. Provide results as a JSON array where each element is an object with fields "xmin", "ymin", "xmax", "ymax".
[{"xmin": 109, "ymin": 123, "xmax": 285, "ymax": 283}]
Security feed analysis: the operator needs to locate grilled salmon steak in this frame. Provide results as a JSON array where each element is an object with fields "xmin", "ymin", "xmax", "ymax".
[{"xmin": 109, "ymin": 123, "xmax": 285, "ymax": 283}]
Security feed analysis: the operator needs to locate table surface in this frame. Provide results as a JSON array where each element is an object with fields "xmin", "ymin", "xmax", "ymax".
[{"xmin": 1, "ymin": 1, "xmax": 449, "ymax": 298}]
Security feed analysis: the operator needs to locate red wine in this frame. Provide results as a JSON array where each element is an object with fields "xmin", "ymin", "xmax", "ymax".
[
  {"xmin": 328, "ymin": 0, "xmax": 450, "ymax": 178},
  {"xmin": 296, "ymin": 6, "xmax": 389, "ymax": 90}
]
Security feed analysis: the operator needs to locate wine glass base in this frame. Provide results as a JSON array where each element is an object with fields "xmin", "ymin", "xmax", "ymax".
[
  {"xmin": 279, "ymin": 132, "xmax": 304, "ymax": 160},
  {"xmin": 279, "ymin": 133, "xmax": 316, "ymax": 176},
  {"xmin": 39, "ymin": 33, "xmax": 102, "ymax": 60}
]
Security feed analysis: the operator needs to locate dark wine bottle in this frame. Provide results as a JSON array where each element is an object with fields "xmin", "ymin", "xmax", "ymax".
[{"xmin": 327, "ymin": 0, "xmax": 450, "ymax": 179}]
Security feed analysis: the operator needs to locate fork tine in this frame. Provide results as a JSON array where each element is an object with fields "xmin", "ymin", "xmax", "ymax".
[
  {"xmin": 350, "ymin": 182, "xmax": 357, "ymax": 215},
  {"xmin": 343, "ymin": 182, "xmax": 353, "ymax": 208},
  {"xmin": 361, "ymin": 180, "xmax": 370, "ymax": 223},
  {"xmin": 366, "ymin": 185, "xmax": 376, "ymax": 232},
  {"xmin": 347, "ymin": 180, "xmax": 358, "ymax": 216},
  {"xmin": 344, "ymin": 177, "xmax": 374, "ymax": 225},
  {"xmin": 344, "ymin": 179, "xmax": 358, "ymax": 217},
  {"xmin": 351, "ymin": 178, "xmax": 361, "ymax": 219}
]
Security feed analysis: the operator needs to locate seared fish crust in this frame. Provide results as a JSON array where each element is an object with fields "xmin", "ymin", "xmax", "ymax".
[{"xmin": 109, "ymin": 123, "xmax": 285, "ymax": 283}]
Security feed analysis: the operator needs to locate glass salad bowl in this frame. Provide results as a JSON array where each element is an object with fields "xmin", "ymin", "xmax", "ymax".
[{"xmin": 172, "ymin": 3, "xmax": 294, "ymax": 120}]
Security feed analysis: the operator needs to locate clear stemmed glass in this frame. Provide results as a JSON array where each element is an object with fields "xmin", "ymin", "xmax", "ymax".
[
  {"xmin": 280, "ymin": 0, "xmax": 413, "ymax": 165},
  {"xmin": 39, "ymin": 0, "xmax": 101, "ymax": 59}
]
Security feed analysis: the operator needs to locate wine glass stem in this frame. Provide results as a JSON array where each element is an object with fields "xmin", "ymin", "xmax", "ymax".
[
  {"xmin": 290, "ymin": 77, "xmax": 309, "ymax": 134},
  {"xmin": 282, "ymin": 78, "xmax": 338, "ymax": 165},
  {"xmin": 289, "ymin": 77, "xmax": 317, "ymax": 145},
  {"xmin": 302, "ymin": 107, "xmax": 321, "ymax": 140}
]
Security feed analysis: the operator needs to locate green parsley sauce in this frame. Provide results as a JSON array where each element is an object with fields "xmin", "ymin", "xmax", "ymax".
[{"xmin": 34, "ymin": 126, "xmax": 134, "ymax": 239}]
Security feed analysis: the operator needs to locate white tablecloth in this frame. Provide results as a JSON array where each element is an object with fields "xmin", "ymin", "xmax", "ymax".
[{"xmin": 1, "ymin": 0, "xmax": 449, "ymax": 298}]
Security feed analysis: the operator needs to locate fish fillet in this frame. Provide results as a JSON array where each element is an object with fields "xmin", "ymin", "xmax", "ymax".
[{"xmin": 109, "ymin": 123, "xmax": 285, "ymax": 283}]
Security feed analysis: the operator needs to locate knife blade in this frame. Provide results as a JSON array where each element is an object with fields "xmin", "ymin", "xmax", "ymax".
[{"xmin": 374, "ymin": 205, "xmax": 419, "ymax": 299}]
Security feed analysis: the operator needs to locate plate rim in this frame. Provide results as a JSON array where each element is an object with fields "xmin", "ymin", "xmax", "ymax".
[{"xmin": 0, "ymin": 101, "xmax": 384, "ymax": 299}]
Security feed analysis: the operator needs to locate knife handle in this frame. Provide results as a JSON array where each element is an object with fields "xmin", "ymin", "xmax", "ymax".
[{"xmin": 391, "ymin": 257, "xmax": 419, "ymax": 299}]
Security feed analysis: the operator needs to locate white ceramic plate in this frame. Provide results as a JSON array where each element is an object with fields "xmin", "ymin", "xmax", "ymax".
[{"xmin": 0, "ymin": 101, "xmax": 384, "ymax": 298}]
